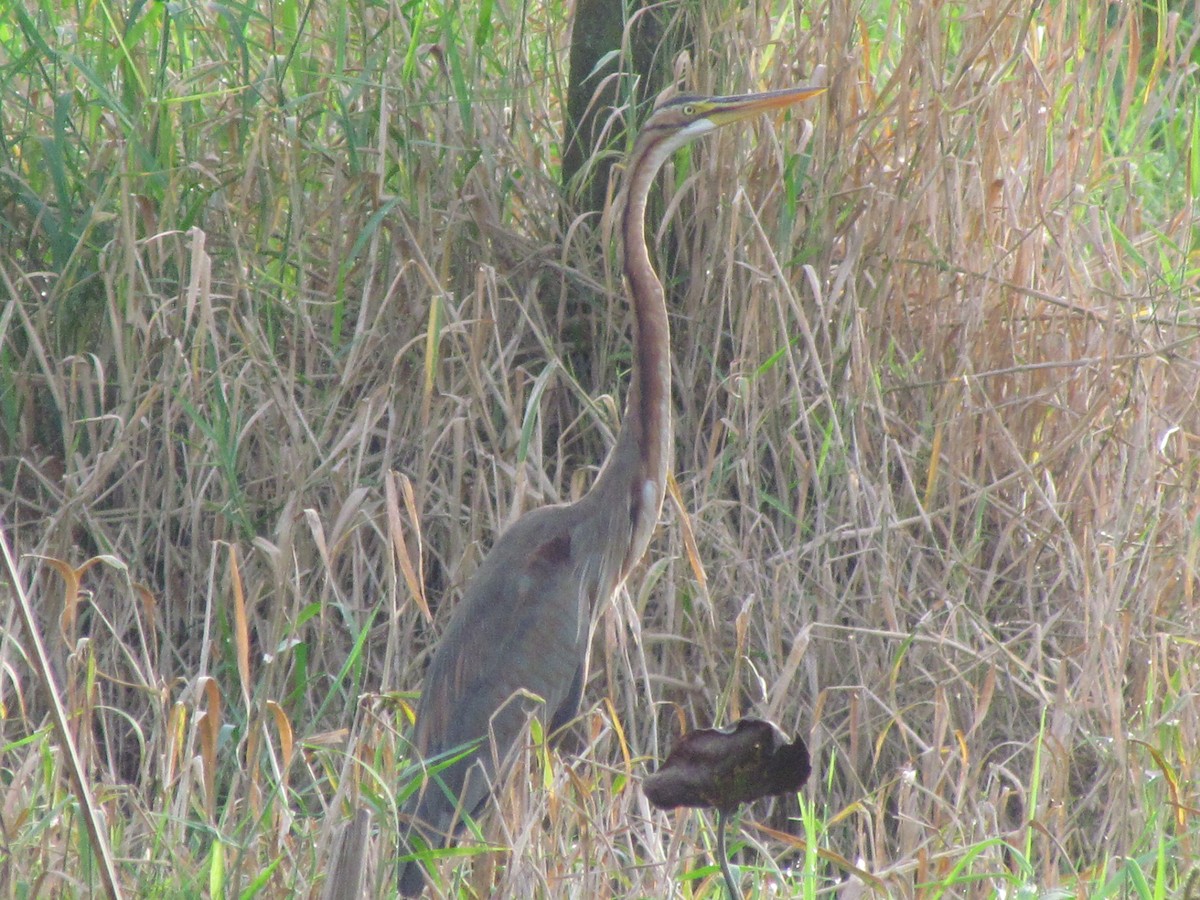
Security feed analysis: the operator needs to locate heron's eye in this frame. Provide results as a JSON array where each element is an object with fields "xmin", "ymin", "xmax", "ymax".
[{"xmin": 682, "ymin": 103, "xmax": 697, "ymax": 116}]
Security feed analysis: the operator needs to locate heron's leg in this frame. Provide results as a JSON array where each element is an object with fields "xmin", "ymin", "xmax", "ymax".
[{"xmin": 548, "ymin": 661, "xmax": 585, "ymax": 736}]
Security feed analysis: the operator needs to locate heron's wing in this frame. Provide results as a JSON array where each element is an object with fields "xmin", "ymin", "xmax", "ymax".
[{"xmin": 404, "ymin": 507, "xmax": 591, "ymax": 840}]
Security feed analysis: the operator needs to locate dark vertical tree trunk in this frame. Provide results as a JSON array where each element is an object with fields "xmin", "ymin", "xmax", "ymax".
[
  {"xmin": 561, "ymin": 0, "xmax": 666, "ymax": 217},
  {"xmin": 557, "ymin": 1, "xmax": 694, "ymax": 410}
]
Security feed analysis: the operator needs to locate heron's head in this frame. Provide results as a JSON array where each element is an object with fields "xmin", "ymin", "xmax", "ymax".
[{"xmin": 632, "ymin": 80, "xmax": 827, "ymax": 167}]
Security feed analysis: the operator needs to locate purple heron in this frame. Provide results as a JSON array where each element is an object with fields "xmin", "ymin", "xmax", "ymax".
[{"xmin": 397, "ymin": 82, "xmax": 825, "ymax": 896}]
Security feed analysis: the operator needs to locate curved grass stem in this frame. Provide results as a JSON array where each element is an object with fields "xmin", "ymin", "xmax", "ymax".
[{"xmin": 716, "ymin": 807, "xmax": 741, "ymax": 900}]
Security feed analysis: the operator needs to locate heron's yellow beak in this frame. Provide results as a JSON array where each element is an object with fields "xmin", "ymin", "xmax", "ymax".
[{"xmin": 705, "ymin": 84, "xmax": 826, "ymax": 128}]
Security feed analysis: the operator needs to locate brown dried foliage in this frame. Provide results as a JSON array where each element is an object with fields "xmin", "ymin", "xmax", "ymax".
[{"xmin": 1, "ymin": 0, "xmax": 1197, "ymax": 896}]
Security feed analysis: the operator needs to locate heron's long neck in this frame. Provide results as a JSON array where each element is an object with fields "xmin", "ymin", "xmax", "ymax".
[
  {"xmin": 618, "ymin": 163, "xmax": 671, "ymax": 495},
  {"xmin": 587, "ymin": 141, "xmax": 672, "ymax": 571}
]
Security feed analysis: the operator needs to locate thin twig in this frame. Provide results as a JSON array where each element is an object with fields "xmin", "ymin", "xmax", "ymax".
[
  {"xmin": 716, "ymin": 807, "xmax": 741, "ymax": 900},
  {"xmin": 0, "ymin": 525, "xmax": 124, "ymax": 900}
]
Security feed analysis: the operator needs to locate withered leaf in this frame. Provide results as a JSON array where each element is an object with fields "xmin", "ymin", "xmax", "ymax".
[{"xmin": 644, "ymin": 718, "xmax": 810, "ymax": 813}]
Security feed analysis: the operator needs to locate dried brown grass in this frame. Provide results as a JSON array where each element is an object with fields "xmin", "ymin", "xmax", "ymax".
[{"xmin": 2, "ymin": 0, "xmax": 1197, "ymax": 896}]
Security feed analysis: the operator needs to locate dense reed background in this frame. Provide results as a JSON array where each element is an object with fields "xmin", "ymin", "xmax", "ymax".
[{"xmin": 2, "ymin": 0, "xmax": 1198, "ymax": 895}]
